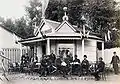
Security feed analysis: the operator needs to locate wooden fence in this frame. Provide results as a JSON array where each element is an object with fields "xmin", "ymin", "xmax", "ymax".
[
  {"xmin": 2, "ymin": 48, "xmax": 27, "ymax": 69},
  {"xmin": 98, "ymin": 47, "xmax": 120, "ymax": 64}
]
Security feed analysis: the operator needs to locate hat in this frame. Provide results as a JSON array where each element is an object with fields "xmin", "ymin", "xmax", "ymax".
[
  {"xmin": 113, "ymin": 52, "xmax": 116, "ymax": 54},
  {"xmin": 84, "ymin": 55, "xmax": 87, "ymax": 58},
  {"xmin": 75, "ymin": 55, "xmax": 77, "ymax": 57},
  {"xmin": 99, "ymin": 57, "xmax": 103, "ymax": 60}
]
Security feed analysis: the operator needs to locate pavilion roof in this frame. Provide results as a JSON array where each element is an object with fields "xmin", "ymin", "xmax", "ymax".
[{"xmin": 19, "ymin": 19, "xmax": 103, "ymax": 44}]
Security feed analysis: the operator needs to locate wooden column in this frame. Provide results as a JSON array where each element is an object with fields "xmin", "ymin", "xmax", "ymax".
[
  {"xmin": 102, "ymin": 42, "xmax": 104, "ymax": 60},
  {"xmin": 82, "ymin": 24, "xmax": 85, "ymax": 57},
  {"xmin": 82, "ymin": 39, "xmax": 85, "ymax": 57},
  {"xmin": 20, "ymin": 43, "xmax": 22, "ymax": 56},
  {"xmin": 47, "ymin": 39, "xmax": 50, "ymax": 55}
]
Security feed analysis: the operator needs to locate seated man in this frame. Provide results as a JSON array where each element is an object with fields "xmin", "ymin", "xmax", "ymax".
[
  {"xmin": 55, "ymin": 56, "xmax": 68, "ymax": 79},
  {"xmin": 49, "ymin": 50, "xmax": 56, "ymax": 63},
  {"xmin": 72, "ymin": 55, "xmax": 81, "ymax": 75},
  {"xmin": 40, "ymin": 55, "xmax": 49, "ymax": 77},
  {"xmin": 73, "ymin": 55, "xmax": 80, "ymax": 63},
  {"xmin": 81, "ymin": 55, "xmax": 89, "ymax": 75},
  {"xmin": 91, "ymin": 57, "xmax": 105, "ymax": 81}
]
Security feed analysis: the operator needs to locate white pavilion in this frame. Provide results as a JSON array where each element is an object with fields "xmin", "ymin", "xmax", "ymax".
[{"xmin": 19, "ymin": 8, "xmax": 104, "ymax": 62}]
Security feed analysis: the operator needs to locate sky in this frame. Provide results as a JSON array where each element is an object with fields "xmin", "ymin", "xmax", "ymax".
[
  {"xmin": 0, "ymin": 0, "xmax": 120, "ymax": 20},
  {"xmin": 0, "ymin": 0, "xmax": 29, "ymax": 20}
]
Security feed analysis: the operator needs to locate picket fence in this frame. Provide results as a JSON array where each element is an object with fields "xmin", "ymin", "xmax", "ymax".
[{"xmin": 2, "ymin": 48, "xmax": 27, "ymax": 69}]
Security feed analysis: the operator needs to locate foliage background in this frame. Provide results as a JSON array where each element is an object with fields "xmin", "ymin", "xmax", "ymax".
[{"xmin": 0, "ymin": 0, "xmax": 120, "ymax": 48}]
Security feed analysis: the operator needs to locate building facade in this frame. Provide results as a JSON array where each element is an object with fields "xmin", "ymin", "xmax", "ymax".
[
  {"xmin": 19, "ymin": 15, "xmax": 104, "ymax": 62},
  {"xmin": 0, "ymin": 25, "xmax": 27, "ymax": 68}
]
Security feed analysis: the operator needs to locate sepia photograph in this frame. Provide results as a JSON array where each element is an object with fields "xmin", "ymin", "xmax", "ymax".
[{"xmin": 0, "ymin": 0, "xmax": 120, "ymax": 84}]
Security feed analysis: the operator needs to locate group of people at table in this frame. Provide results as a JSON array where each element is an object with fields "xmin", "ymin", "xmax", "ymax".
[{"xmin": 20, "ymin": 51, "xmax": 120, "ymax": 81}]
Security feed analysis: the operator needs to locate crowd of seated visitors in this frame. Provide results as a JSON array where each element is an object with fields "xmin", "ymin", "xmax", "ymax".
[{"xmin": 9, "ymin": 51, "xmax": 105, "ymax": 81}]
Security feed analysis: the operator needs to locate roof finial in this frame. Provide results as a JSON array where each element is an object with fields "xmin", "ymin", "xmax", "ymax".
[{"xmin": 62, "ymin": 7, "xmax": 68, "ymax": 21}]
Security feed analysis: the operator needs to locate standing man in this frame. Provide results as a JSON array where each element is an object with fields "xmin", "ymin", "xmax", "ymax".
[{"xmin": 110, "ymin": 52, "xmax": 120, "ymax": 74}]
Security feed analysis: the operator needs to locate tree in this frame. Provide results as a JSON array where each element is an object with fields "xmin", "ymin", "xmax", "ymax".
[
  {"xmin": 83, "ymin": 0, "xmax": 119, "ymax": 48},
  {"xmin": 25, "ymin": 0, "xmax": 42, "ymax": 26},
  {"xmin": 14, "ymin": 17, "xmax": 34, "ymax": 38},
  {"xmin": 0, "ymin": 17, "xmax": 34, "ymax": 38},
  {"xmin": 5, "ymin": 0, "xmax": 118, "ymax": 48},
  {"xmin": 2, "ymin": 19, "xmax": 16, "ymax": 32}
]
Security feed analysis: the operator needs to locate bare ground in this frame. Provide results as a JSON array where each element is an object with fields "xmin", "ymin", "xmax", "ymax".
[{"xmin": 0, "ymin": 73, "xmax": 120, "ymax": 84}]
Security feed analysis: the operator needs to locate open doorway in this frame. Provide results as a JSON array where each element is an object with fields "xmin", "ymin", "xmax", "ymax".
[{"xmin": 42, "ymin": 45, "xmax": 46, "ymax": 55}]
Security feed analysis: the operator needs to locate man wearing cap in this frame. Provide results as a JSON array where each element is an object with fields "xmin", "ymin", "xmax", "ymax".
[
  {"xmin": 110, "ymin": 52, "xmax": 120, "ymax": 74},
  {"xmin": 81, "ymin": 55, "xmax": 89, "ymax": 75}
]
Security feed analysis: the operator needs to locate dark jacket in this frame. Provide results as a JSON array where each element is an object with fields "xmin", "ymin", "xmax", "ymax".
[
  {"xmin": 111, "ymin": 56, "xmax": 120, "ymax": 64},
  {"xmin": 73, "ymin": 58, "xmax": 80, "ymax": 63},
  {"xmin": 96, "ymin": 61, "xmax": 105, "ymax": 72},
  {"xmin": 81, "ymin": 59, "xmax": 89, "ymax": 69},
  {"xmin": 55, "ymin": 58, "xmax": 62, "ymax": 66},
  {"xmin": 41, "ymin": 58, "xmax": 49, "ymax": 67},
  {"xmin": 49, "ymin": 53, "xmax": 56, "ymax": 63}
]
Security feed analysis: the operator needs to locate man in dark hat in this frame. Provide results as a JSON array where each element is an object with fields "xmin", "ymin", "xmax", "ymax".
[
  {"xmin": 73, "ymin": 55, "xmax": 80, "ymax": 63},
  {"xmin": 110, "ymin": 52, "xmax": 120, "ymax": 74},
  {"xmin": 92, "ymin": 57, "xmax": 105, "ymax": 81},
  {"xmin": 81, "ymin": 55, "xmax": 89, "ymax": 75}
]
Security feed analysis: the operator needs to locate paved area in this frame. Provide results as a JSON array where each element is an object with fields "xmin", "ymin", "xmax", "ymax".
[{"xmin": 0, "ymin": 74, "xmax": 120, "ymax": 84}]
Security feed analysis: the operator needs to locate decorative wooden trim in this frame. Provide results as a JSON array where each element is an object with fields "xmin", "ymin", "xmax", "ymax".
[{"xmin": 55, "ymin": 20, "xmax": 77, "ymax": 32}]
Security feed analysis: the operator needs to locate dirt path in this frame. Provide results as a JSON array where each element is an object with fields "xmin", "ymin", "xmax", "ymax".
[{"xmin": 1, "ymin": 74, "xmax": 120, "ymax": 84}]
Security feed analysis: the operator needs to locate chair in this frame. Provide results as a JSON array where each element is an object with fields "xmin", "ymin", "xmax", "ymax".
[
  {"xmin": 99, "ymin": 67, "xmax": 107, "ymax": 80},
  {"xmin": 99, "ymin": 71, "xmax": 106, "ymax": 80}
]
